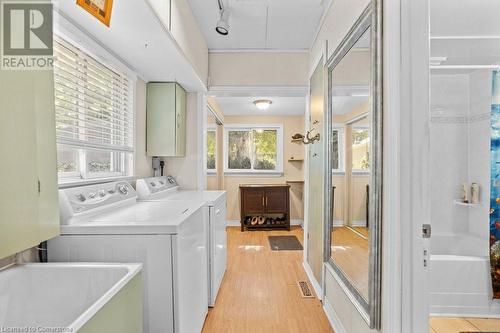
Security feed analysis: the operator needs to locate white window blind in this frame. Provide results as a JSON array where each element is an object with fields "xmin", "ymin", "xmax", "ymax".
[{"xmin": 53, "ymin": 37, "xmax": 135, "ymax": 181}]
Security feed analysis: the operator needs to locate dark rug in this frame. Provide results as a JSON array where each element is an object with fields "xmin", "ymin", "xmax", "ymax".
[{"xmin": 268, "ymin": 236, "xmax": 303, "ymax": 251}]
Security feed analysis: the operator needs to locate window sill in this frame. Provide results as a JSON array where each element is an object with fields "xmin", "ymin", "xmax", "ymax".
[
  {"xmin": 352, "ymin": 170, "xmax": 371, "ymax": 176},
  {"xmin": 224, "ymin": 171, "xmax": 284, "ymax": 178},
  {"xmin": 58, "ymin": 176, "xmax": 137, "ymax": 189}
]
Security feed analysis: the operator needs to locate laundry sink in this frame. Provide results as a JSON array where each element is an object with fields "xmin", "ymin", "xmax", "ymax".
[{"xmin": 0, "ymin": 263, "xmax": 143, "ymax": 333}]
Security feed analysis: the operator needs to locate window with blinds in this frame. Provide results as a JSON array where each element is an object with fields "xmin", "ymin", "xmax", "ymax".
[{"xmin": 53, "ymin": 37, "xmax": 135, "ymax": 182}]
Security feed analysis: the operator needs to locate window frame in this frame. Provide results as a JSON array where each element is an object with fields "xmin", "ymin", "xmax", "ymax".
[
  {"xmin": 332, "ymin": 124, "xmax": 345, "ymax": 174},
  {"xmin": 351, "ymin": 123, "xmax": 371, "ymax": 174},
  {"xmin": 223, "ymin": 124, "xmax": 284, "ymax": 175},
  {"xmin": 53, "ymin": 34, "xmax": 136, "ymax": 185},
  {"xmin": 206, "ymin": 126, "xmax": 217, "ymax": 174}
]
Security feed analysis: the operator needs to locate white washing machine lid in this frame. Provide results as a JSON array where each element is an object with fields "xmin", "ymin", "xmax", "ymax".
[
  {"xmin": 136, "ymin": 176, "xmax": 225, "ymax": 206},
  {"xmin": 144, "ymin": 190, "xmax": 226, "ymax": 206},
  {"xmin": 60, "ymin": 201, "xmax": 204, "ymax": 235}
]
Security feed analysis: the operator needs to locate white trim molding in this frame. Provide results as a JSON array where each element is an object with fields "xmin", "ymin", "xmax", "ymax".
[
  {"xmin": 303, "ymin": 261, "xmax": 323, "ymax": 301},
  {"xmin": 323, "ymin": 297, "xmax": 347, "ymax": 333}
]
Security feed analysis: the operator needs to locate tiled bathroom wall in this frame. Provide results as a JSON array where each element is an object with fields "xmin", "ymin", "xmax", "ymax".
[{"xmin": 430, "ymin": 70, "xmax": 492, "ymax": 256}]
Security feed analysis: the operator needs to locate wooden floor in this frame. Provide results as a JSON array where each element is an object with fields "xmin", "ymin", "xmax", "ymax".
[
  {"xmin": 202, "ymin": 227, "xmax": 333, "ymax": 333},
  {"xmin": 430, "ymin": 317, "xmax": 500, "ymax": 332},
  {"xmin": 331, "ymin": 226, "xmax": 369, "ymax": 299}
]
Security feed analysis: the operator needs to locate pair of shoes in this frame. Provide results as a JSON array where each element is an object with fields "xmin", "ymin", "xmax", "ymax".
[
  {"xmin": 250, "ymin": 217, "xmax": 259, "ymax": 225},
  {"xmin": 250, "ymin": 216, "xmax": 266, "ymax": 225}
]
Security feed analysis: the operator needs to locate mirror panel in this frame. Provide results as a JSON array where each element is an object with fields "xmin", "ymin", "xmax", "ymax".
[
  {"xmin": 325, "ymin": 4, "xmax": 382, "ymax": 328},
  {"xmin": 331, "ymin": 24, "xmax": 371, "ymax": 301}
]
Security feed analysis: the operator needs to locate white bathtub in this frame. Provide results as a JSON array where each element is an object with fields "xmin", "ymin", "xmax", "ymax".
[
  {"xmin": 0, "ymin": 263, "xmax": 142, "ymax": 332},
  {"xmin": 430, "ymin": 234, "xmax": 500, "ymax": 317}
]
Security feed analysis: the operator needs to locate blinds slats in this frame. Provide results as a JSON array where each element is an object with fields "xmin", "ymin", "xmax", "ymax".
[
  {"xmin": 54, "ymin": 37, "xmax": 134, "ymax": 152},
  {"xmin": 55, "ymin": 107, "xmax": 134, "ymax": 130},
  {"xmin": 54, "ymin": 94, "xmax": 134, "ymax": 123},
  {"xmin": 55, "ymin": 113, "xmax": 133, "ymax": 137},
  {"xmin": 54, "ymin": 66, "xmax": 132, "ymax": 108}
]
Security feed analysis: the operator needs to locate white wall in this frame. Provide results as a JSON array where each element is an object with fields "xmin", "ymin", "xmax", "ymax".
[
  {"xmin": 429, "ymin": 74, "xmax": 470, "ymax": 236},
  {"xmin": 468, "ymin": 70, "xmax": 492, "ymax": 244},
  {"xmin": 135, "ymin": 78, "xmax": 153, "ymax": 179},
  {"xmin": 209, "ymin": 51, "xmax": 309, "ymax": 87},
  {"xmin": 163, "ymin": 93, "xmax": 201, "ymax": 190},
  {"xmin": 429, "ymin": 71, "xmax": 492, "ymax": 257}
]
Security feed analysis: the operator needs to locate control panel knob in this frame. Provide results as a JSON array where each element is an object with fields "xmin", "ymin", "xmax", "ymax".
[
  {"xmin": 98, "ymin": 190, "xmax": 106, "ymax": 197},
  {"xmin": 88, "ymin": 192, "xmax": 96, "ymax": 199},
  {"xmin": 107, "ymin": 189, "xmax": 115, "ymax": 194},
  {"xmin": 150, "ymin": 182, "xmax": 156, "ymax": 187},
  {"xmin": 118, "ymin": 185, "xmax": 128, "ymax": 195},
  {"xmin": 75, "ymin": 194, "xmax": 86, "ymax": 202}
]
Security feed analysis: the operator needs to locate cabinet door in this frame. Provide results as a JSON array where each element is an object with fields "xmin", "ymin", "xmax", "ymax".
[
  {"xmin": 34, "ymin": 71, "xmax": 60, "ymax": 241},
  {"xmin": 0, "ymin": 70, "xmax": 59, "ymax": 259},
  {"xmin": 265, "ymin": 187, "xmax": 288, "ymax": 214},
  {"xmin": 175, "ymin": 83, "xmax": 186, "ymax": 156},
  {"xmin": 242, "ymin": 189, "xmax": 265, "ymax": 214},
  {"xmin": 146, "ymin": 83, "xmax": 176, "ymax": 156}
]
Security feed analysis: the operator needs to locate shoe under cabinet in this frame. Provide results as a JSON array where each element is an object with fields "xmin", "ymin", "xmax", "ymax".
[{"xmin": 239, "ymin": 184, "xmax": 291, "ymax": 231}]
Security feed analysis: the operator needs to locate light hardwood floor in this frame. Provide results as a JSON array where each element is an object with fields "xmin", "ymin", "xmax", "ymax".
[
  {"xmin": 430, "ymin": 317, "xmax": 500, "ymax": 333},
  {"xmin": 331, "ymin": 227, "xmax": 369, "ymax": 299},
  {"xmin": 202, "ymin": 227, "xmax": 334, "ymax": 333}
]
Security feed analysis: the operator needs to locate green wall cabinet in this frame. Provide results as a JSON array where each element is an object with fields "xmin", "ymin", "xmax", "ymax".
[
  {"xmin": 146, "ymin": 82, "xmax": 186, "ymax": 157},
  {"xmin": 0, "ymin": 70, "xmax": 60, "ymax": 260}
]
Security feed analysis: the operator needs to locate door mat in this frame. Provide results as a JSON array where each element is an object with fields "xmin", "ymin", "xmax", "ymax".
[{"xmin": 268, "ymin": 236, "xmax": 303, "ymax": 251}]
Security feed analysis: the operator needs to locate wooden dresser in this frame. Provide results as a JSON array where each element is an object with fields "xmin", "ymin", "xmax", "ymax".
[{"xmin": 239, "ymin": 184, "xmax": 291, "ymax": 231}]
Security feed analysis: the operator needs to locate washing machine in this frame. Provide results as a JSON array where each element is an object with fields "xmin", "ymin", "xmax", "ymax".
[
  {"xmin": 47, "ymin": 181, "xmax": 208, "ymax": 333},
  {"xmin": 136, "ymin": 176, "xmax": 227, "ymax": 307}
]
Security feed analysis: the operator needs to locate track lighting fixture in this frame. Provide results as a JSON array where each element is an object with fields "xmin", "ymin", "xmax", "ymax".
[{"xmin": 216, "ymin": 0, "xmax": 229, "ymax": 36}]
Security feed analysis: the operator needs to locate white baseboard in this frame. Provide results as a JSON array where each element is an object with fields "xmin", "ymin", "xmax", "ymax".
[
  {"xmin": 323, "ymin": 297, "xmax": 347, "ymax": 333},
  {"xmin": 227, "ymin": 219, "xmax": 304, "ymax": 227},
  {"xmin": 332, "ymin": 220, "xmax": 344, "ymax": 227},
  {"xmin": 302, "ymin": 261, "xmax": 323, "ymax": 301},
  {"xmin": 227, "ymin": 220, "xmax": 240, "ymax": 227},
  {"xmin": 351, "ymin": 220, "xmax": 367, "ymax": 227}
]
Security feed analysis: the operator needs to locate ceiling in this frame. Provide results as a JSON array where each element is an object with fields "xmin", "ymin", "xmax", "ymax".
[
  {"xmin": 430, "ymin": 0, "xmax": 500, "ymax": 74},
  {"xmin": 54, "ymin": 0, "xmax": 205, "ymax": 91},
  {"xmin": 186, "ymin": 0, "xmax": 330, "ymax": 50},
  {"xmin": 215, "ymin": 96, "xmax": 305, "ymax": 116}
]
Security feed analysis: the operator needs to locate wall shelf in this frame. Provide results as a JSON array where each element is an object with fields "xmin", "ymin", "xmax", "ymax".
[
  {"xmin": 454, "ymin": 200, "xmax": 480, "ymax": 207},
  {"xmin": 286, "ymin": 180, "xmax": 304, "ymax": 184}
]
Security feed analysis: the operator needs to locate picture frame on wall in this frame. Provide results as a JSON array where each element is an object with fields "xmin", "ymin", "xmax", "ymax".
[{"xmin": 76, "ymin": 0, "xmax": 113, "ymax": 27}]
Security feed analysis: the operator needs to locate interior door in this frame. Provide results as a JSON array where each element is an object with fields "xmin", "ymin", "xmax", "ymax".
[{"xmin": 307, "ymin": 58, "xmax": 325, "ymax": 284}]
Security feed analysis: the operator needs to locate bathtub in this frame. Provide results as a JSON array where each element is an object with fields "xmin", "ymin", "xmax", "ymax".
[
  {"xmin": 0, "ymin": 263, "xmax": 143, "ymax": 332},
  {"xmin": 430, "ymin": 234, "xmax": 500, "ymax": 317}
]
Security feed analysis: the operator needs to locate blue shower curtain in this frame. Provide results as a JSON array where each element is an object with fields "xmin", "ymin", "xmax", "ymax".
[{"xmin": 490, "ymin": 70, "xmax": 500, "ymax": 298}]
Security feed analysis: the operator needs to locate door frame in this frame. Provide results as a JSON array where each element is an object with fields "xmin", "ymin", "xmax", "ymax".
[
  {"xmin": 303, "ymin": 39, "xmax": 329, "ymax": 300},
  {"xmin": 397, "ymin": 0, "xmax": 431, "ymax": 331}
]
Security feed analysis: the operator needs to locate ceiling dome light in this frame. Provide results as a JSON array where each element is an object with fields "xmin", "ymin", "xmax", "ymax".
[{"xmin": 253, "ymin": 99, "xmax": 273, "ymax": 111}]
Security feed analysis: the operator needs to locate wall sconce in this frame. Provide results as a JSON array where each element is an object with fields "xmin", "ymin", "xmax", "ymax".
[{"xmin": 291, "ymin": 128, "xmax": 320, "ymax": 145}]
